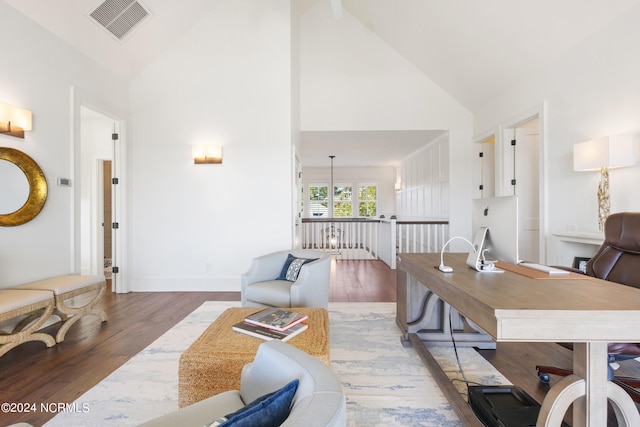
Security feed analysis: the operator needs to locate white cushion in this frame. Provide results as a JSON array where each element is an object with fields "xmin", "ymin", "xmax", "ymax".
[
  {"xmin": 244, "ymin": 280, "xmax": 292, "ymax": 307},
  {"xmin": 0, "ymin": 289, "xmax": 53, "ymax": 313},
  {"xmin": 17, "ymin": 275, "xmax": 104, "ymax": 295}
]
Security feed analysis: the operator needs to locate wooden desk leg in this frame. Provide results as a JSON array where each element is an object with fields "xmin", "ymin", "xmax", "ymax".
[
  {"xmin": 573, "ymin": 342, "xmax": 608, "ymax": 426},
  {"xmin": 607, "ymin": 382, "xmax": 640, "ymax": 427},
  {"xmin": 537, "ymin": 374, "xmax": 584, "ymax": 426},
  {"xmin": 537, "ymin": 342, "xmax": 640, "ymax": 427}
]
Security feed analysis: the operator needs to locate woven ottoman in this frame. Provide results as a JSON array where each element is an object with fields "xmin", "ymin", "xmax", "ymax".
[{"xmin": 178, "ymin": 307, "xmax": 329, "ymax": 407}]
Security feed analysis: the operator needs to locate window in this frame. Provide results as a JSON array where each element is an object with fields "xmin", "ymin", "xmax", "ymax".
[
  {"xmin": 333, "ymin": 185, "xmax": 352, "ymax": 217},
  {"xmin": 309, "ymin": 184, "xmax": 328, "ymax": 217},
  {"xmin": 307, "ymin": 182, "xmax": 377, "ymax": 217},
  {"xmin": 358, "ymin": 184, "xmax": 377, "ymax": 217}
]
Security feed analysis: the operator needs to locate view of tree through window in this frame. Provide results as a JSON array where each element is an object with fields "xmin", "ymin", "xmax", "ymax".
[
  {"xmin": 358, "ymin": 184, "xmax": 377, "ymax": 217},
  {"xmin": 307, "ymin": 183, "xmax": 377, "ymax": 217},
  {"xmin": 333, "ymin": 185, "xmax": 352, "ymax": 217},
  {"xmin": 309, "ymin": 185, "xmax": 328, "ymax": 217}
]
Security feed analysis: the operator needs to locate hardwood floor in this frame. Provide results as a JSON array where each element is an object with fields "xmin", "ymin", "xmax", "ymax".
[
  {"xmin": 0, "ymin": 291, "xmax": 236, "ymax": 427},
  {"xmin": 0, "ymin": 259, "xmax": 395, "ymax": 427},
  {"xmin": 2, "ymin": 260, "xmax": 637, "ymax": 426},
  {"xmin": 330, "ymin": 258, "xmax": 396, "ymax": 302}
]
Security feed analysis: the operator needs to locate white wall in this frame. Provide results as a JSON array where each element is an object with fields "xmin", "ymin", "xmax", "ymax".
[
  {"xmin": 2, "ymin": 0, "xmax": 473, "ymax": 291},
  {"xmin": 128, "ymin": 0, "xmax": 294, "ymax": 291},
  {"xmin": 0, "ymin": 2, "xmax": 128, "ymax": 288},
  {"xmin": 474, "ymin": 3, "xmax": 640, "ymax": 265},
  {"xmin": 290, "ymin": 2, "xmax": 302, "ymax": 248},
  {"xmin": 396, "ymin": 134, "xmax": 450, "ymax": 219},
  {"xmin": 299, "ymin": 1, "xmax": 473, "ymax": 250},
  {"xmin": 15, "ymin": 0, "xmax": 632, "ymax": 290}
]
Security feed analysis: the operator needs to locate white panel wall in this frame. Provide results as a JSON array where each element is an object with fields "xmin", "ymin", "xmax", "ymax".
[
  {"xmin": 0, "ymin": 2, "xmax": 128, "ymax": 288},
  {"xmin": 129, "ymin": 0, "xmax": 294, "ymax": 291},
  {"xmin": 474, "ymin": 4, "xmax": 640, "ymax": 265},
  {"xmin": 397, "ymin": 134, "xmax": 449, "ymax": 219}
]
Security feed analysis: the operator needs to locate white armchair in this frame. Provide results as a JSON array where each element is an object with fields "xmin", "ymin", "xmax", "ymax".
[
  {"xmin": 138, "ymin": 340, "xmax": 347, "ymax": 427},
  {"xmin": 241, "ymin": 250, "xmax": 331, "ymax": 309}
]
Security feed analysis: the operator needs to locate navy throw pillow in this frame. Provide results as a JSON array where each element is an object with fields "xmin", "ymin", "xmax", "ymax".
[
  {"xmin": 277, "ymin": 254, "xmax": 317, "ymax": 281},
  {"xmin": 217, "ymin": 379, "xmax": 299, "ymax": 427}
]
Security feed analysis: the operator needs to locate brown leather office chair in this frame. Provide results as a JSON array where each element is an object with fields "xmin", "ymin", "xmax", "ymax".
[{"xmin": 536, "ymin": 212, "xmax": 640, "ymax": 400}]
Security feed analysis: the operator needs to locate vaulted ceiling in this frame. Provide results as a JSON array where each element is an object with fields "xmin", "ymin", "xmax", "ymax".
[{"xmin": 5, "ymin": 0, "xmax": 640, "ymax": 166}]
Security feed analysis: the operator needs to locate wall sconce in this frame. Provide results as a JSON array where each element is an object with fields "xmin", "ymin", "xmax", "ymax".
[
  {"xmin": 0, "ymin": 101, "xmax": 32, "ymax": 139},
  {"xmin": 395, "ymin": 167, "xmax": 402, "ymax": 191},
  {"xmin": 573, "ymin": 134, "xmax": 635, "ymax": 230},
  {"xmin": 192, "ymin": 144, "xmax": 222, "ymax": 164}
]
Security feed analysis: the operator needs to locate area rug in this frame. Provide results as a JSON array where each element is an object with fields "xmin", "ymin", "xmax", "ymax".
[{"xmin": 44, "ymin": 302, "xmax": 510, "ymax": 427}]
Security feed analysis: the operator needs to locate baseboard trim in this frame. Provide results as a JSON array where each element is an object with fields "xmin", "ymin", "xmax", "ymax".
[{"xmin": 130, "ymin": 276, "xmax": 240, "ymax": 292}]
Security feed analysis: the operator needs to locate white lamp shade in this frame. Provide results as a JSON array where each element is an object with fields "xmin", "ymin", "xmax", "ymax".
[
  {"xmin": 0, "ymin": 101, "xmax": 32, "ymax": 131},
  {"xmin": 573, "ymin": 135, "xmax": 634, "ymax": 171}
]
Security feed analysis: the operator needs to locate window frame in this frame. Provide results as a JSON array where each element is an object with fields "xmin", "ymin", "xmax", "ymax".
[
  {"xmin": 305, "ymin": 182, "xmax": 378, "ymax": 218},
  {"xmin": 308, "ymin": 183, "xmax": 329, "ymax": 217},
  {"xmin": 332, "ymin": 183, "xmax": 353, "ymax": 217},
  {"xmin": 357, "ymin": 183, "xmax": 377, "ymax": 218}
]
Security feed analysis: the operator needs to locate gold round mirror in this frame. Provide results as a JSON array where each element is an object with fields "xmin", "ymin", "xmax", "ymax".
[{"xmin": 0, "ymin": 147, "xmax": 47, "ymax": 226}]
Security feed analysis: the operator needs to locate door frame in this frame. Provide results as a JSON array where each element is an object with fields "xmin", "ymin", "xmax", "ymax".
[
  {"xmin": 71, "ymin": 87, "xmax": 129, "ymax": 293},
  {"xmin": 293, "ymin": 147, "xmax": 303, "ymax": 248}
]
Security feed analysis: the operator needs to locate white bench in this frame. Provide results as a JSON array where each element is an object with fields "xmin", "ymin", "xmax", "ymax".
[
  {"xmin": 16, "ymin": 275, "xmax": 107, "ymax": 343},
  {"xmin": 0, "ymin": 289, "xmax": 56, "ymax": 357}
]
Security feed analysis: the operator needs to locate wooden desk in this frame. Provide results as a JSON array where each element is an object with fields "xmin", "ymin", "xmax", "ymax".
[{"xmin": 397, "ymin": 252, "xmax": 640, "ymax": 427}]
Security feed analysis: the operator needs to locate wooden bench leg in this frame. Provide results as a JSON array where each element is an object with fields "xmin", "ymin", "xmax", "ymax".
[
  {"xmin": 0, "ymin": 303, "xmax": 56, "ymax": 357},
  {"xmin": 16, "ymin": 276, "xmax": 108, "ymax": 343},
  {"xmin": 55, "ymin": 306, "xmax": 107, "ymax": 343},
  {"xmin": 54, "ymin": 282, "xmax": 107, "ymax": 343}
]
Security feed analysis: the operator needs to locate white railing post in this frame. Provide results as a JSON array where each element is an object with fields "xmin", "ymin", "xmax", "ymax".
[
  {"xmin": 390, "ymin": 217, "xmax": 397, "ymax": 269},
  {"xmin": 301, "ymin": 218, "xmax": 448, "ymax": 267}
]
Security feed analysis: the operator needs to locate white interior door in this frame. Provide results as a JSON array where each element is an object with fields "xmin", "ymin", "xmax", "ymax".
[
  {"xmin": 504, "ymin": 118, "xmax": 541, "ymax": 263},
  {"xmin": 79, "ymin": 107, "xmax": 113, "ymax": 277},
  {"xmin": 74, "ymin": 88, "xmax": 129, "ymax": 292},
  {"xmin": 79, "ymin": 106, "xmax": 127, "ymax": 292}
]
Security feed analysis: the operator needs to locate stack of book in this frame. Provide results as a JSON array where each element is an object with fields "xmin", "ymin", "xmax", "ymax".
[{"xmin": 232, "ymin": 308, "xmax": 308, "ymax": 342}]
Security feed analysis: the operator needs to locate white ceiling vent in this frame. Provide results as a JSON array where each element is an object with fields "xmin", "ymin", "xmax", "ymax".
[{"xmin": 88, "ymin": 0, "xmax": 151, "ymax": 43}]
